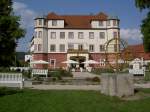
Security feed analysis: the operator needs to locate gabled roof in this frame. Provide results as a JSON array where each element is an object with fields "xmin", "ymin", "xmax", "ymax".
[
  {"xmin": 127, "ymin": 44, "xmax": 150, "ymax": 60},
  {"xmin": 46, "ymin": 12, "xmax": 109, "ymax": 28}
]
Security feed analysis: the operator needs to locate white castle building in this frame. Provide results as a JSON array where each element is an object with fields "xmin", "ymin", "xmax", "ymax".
[{"xmin": 30, "ymin": 12, "xmax": 120, "ymax": 69}]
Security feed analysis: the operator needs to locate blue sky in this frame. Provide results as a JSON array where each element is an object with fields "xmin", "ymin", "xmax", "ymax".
[{"xmin": 13, "ymin": 0, "xmax": 147, "ymax": 52}]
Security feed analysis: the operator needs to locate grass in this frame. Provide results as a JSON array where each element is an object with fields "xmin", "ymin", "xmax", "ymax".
[
  {"xmin": 145, "ymin": 72, "xmax": 150, "ymax": 81},
  {"xmin": 0, "ymin": 88, "xmax": 150, "ymax": 112}
]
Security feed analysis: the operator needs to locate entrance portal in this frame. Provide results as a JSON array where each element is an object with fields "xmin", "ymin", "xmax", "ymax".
[{"xmin": 70, "ymin": 56, "xmax": 86, "ymax": 68}]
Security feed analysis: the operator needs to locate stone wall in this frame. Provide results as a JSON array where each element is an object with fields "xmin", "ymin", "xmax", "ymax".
[{"xmin": 101, "ymin": 73, "xmax": 134, "ymax": 97}]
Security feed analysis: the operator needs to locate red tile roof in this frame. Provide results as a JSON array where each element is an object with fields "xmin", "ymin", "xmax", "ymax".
[
  {"xmin": 47, "ymin": 12, "xmax": 108, "ymax": 28},
  {"xmin": 127, "ymin": 44, "xmax": 150, "ymax": 60}
]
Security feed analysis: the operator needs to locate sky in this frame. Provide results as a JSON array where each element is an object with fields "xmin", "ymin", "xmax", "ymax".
[{"xmin": 13, "ymin": 0, "xmax": 147, "ymax": 52}]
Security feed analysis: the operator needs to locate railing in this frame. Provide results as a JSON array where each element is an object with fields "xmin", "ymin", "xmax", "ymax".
[
  {"xmin": 0, "ymin": 73, "xmax": 23, "ymax": 89},
  {"xmin": 67, "ymin": 49, "xmax": 89, "ymax": 53}
]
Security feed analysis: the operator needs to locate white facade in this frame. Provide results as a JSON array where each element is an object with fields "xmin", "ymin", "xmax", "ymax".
[{"xmin": 33, "ymin": 17, "xmax": 119, "ymax": 54}]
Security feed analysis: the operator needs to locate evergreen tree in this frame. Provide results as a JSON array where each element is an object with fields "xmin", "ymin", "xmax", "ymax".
[
  {"xmin": 0, "ymin": 0, "xmax": 25, "ymax": 67},
  {"xmin": 135, "ymin": 0, "xmax": 150, "ymax": 52}
]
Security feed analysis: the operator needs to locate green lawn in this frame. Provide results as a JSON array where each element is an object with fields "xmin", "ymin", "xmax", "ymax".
[{"xmin": 0, "ymin": 89, "xmax": 150, "ymax": 112}]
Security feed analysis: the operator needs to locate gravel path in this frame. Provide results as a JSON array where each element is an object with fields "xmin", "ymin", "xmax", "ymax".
[
  {"xmin": 134, "ymin": 82, "xmax": 150, "ymax": 88},
  {"xmin": 32, "ymin": 84, "xmax": 101, "ymax": 90},
  {"xmin": 73, "ymin": 72, "xmax": 100, "ymax": 79}
]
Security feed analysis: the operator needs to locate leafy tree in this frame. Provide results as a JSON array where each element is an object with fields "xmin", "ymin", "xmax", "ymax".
[
  {"xmin": 135, "ymin": 0, "xmax": 150, "ymax": 10},
  {"xmin": 0, "ymin": 0, "xmax": 25, "ymax": 67},
  {"xmin": 135, "ymin": 0, "xmax": 150, "ymax": 52}
]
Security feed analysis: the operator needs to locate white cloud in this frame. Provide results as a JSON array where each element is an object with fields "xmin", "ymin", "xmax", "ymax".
[
  {"xmin": 120, "ymin": 28, "xmax": 143, "ymax": 44},
  {"xmin": 13, "ymin": 2, "xmax": 37, "ymax": 28},
  {"xmin": 13, "ymin": 2, "xmax": 37, "ymax": 51}
]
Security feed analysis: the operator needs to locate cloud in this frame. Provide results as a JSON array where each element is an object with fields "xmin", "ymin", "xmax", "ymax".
[
  {"xmin": 13, "ymin": 2, "xmax": 37, "ymax": 51},
  {"xmin": 13, "ymin": 2, "xmax": 37, "ymax": 28},
  {"xmin": 120, "ymin": 28, "xmax": 143, "ymax": 44}
]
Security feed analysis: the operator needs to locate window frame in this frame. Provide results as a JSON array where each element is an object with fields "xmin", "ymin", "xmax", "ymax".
[
  {"xmin": 99, "ymin": 32, "xmax": 105, "ymax": 39},
  {"xmin": 49, "ymin": 59, "xmax": 56, "ymax": 68},
  {"xmin": 38, "ymin": 31, "xmax": 42, "ymax": 38},
  {"xmin": 38, "ymin": 44, "xmax": 42, "ymax": 51},
  {"xmin": 89, "ymin": 44, "xmax": 94, "ymax": 52},
  {"xmin": 50, "ymin": 44, "xmax": 56, "ymax": 52},
  {"xmin": 52, "ymin": 20, "xmax": 57, "ymax": 26},
  {"xmin": 38, "ymin": 19, "xmax": 42, "ymax": 25},
  {"xmin": 68, "ymin": 43, "xmax": 74, "ymax": 50},
  {"xmin": 100, "ymin": 45, "xmax": 105, "ymax": 52},
  {"xmin": 51, "ymin": 32, "xmax": 56, "ymax": 39},
  {"xmin": 78, "ymin": 32, "xmax": 84, "ymax": 39},
  {"xmin": 99, "ymin": 21, "xmax": 104, "ymax": 26},
  {"xmin": 59, "ymin": 44, "xmax": 65, "ymax": 52},
  {"xmin": 89, "ymin": 32, "xmax": 94, "ymax": 39},
  {"xmin": 68, "ymin": 32, "xmax": 74, "ymax": 39},
  {"xmin": 60, "ymin": 32, "xmax": 65, "ymax": 39}
]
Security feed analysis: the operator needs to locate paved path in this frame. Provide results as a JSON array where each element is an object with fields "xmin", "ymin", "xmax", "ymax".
[
  {"xmin": 32, "ymin": 85, "xmax": 101, "ymax": 90},
  {"xmin": 72, "ymin": 72, "xmax": 100, "ymax": 79}
]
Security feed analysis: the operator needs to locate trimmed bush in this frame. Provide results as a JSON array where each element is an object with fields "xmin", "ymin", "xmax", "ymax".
[
  {"xmin": 91, "ymin": 68, "xmax": 114, "ymax": 75},
  {"xmin": 48, "ymin": 69, "xmax": 73, "ymax": 79},
  {"xmin": 92, "ymin": 77, "xmax": 101, "ymax": 82}
]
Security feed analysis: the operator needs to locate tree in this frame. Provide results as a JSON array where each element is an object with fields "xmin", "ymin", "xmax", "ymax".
[
  {"xmin": 135, "ymin": 0, "xmax": 150, "ymax": 10},
  {"xmin": 135, "ymin": 0, "xmax": 150, "ymax": 52},
  {"xmin": 0, "ymin": 0, "xmax": 25, "ymax": 67}
]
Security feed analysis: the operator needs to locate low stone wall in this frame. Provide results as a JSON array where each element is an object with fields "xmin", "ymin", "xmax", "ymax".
[{"xmin": 101, "ymin": 73, "xmax": 134, "ymax": 97}]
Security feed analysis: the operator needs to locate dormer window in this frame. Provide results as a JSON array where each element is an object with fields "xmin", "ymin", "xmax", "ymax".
[
  {"xmin": 113, "ymin": 20, "xmax": 117, "ymax": 26},
  {"xmin": 107, "ymin": 21, "xmax": 110, "ymax": 26},
  {"xmin": 52, "ymin": 20, "xmax": 57, "ymax": 26},
  {"xmin": 99, "ymin": 21, "xmax": 103, "ymax": 26},
  {"xmin": 38, "ymin": 19, "xmax": 42, "ymax": 25}
]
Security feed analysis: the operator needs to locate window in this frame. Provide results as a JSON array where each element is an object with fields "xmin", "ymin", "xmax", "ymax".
[
  {"xmin": 44, "ymin": 20, "xmax": 46, "ymax": 26},
  {"xmin": 100, "ymin": 32, "xmax": 105, "ymax": 39},
  {"xmin": 113, "ymin": 20, "xmax": 117, "ymax": 26},
  {"xmin": 107, "ymin": 21, "xmax": 110, "ymax": 26},
  {"xmin": 113, "ymin": 32, "xmax": 118, "ymax": 38},
  {"xmin": 89, "ymin": 44, "xmax": 94, "ymax": 52},
  {"xmin": 68, "ymin": 43, "xmax": 74, "ymax": 49},
  {"xmin": 100, "ymin": 45, "xmax": 105, "ymax": 51},
  {"xmin": 89, "ymin": 32, "xmax": 94, "ymax": 39},
  {"xmin": 60, "ymin": 32, "xmax": 65, "ymax": 39},
  {"xmin": 78, "ymin": 32, "xmax": 84, "ymax": 39},
  {"xmin": 99, "ymin": 21, "xmax": 103, "ymax": 26},
  {"xmin": 38, "ymin": 31, "xmax": 42, "ymax": 38},
  {"xmin": 34, "ymin": 44, "xmax": 37, "ymax": 51},
  {"xmin": 52, "ymin": 20, "xmax": 57, "ymax": 26},
  {"xmin": 59, "ymin": 44, "xmax": 65, "ymax": 52},
  {"xmin": 50, "ymin": 44, "xmax": 56, "ymax": 52},
  {"xmin": 78, "ymin": 44, "xmax": 83, "ymax": 50},
  {"xmin": 100, "ymin": 59, "xmax": 105, "ymax": 66},
  {"xmin": 39, "ymin": 19, "xmax": 42, "ymax": 25},
  {"xmin": 51, "ymin": 32, "xmax": 56, "ymax": 39},
  {"xmin": 68, "ymin": 32, "xmax": 74, "ymax": 39},
  {"xmin": 34, "ymin": 31, "xmax": 37, "ymax": 38},
  {"xmin": 50, "ymin": 59, "xmax": 56, "ymax": 68},
  {"xmin": 35, "ymin": 20, "xmax": 37, "ymax": 26},
  {"xmin": 38, "ymin": 44, "xmax": 42, "ymax": 51}
]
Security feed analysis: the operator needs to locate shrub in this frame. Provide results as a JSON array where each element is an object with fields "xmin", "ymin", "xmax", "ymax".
[
  {"xmin": 48, "ymin": 68, "xmax": 73, "ymax": 79},
  {"xmin": 92, "ymin": 77, "xmax": 100, "ymax": 82},
  {"xmin": 22, "ymin": 70, "xmax": 31, "ymax": 79},
  {"xmin": 91, "ymin": 68, "xmax": 114, "ymax": 75}
]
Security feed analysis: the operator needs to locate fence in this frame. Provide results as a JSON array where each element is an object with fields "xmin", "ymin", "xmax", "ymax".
[{"xmin": 0, "ymin": 73, "xmax": 23, "ymax": 89}]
